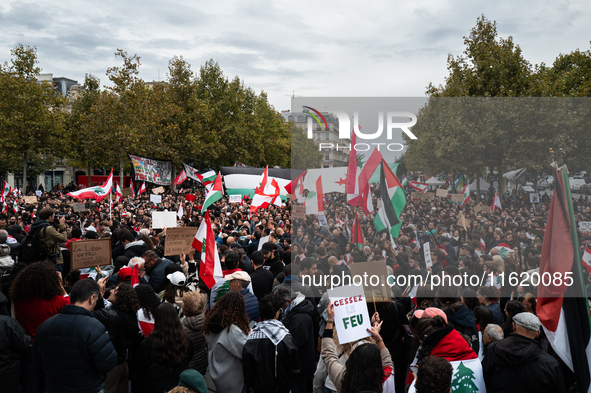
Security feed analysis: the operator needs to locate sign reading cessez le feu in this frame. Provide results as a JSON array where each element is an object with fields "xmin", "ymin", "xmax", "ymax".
[{"xmin": 328, "ymin": 284, "xmax": 371, "ymax": 344}]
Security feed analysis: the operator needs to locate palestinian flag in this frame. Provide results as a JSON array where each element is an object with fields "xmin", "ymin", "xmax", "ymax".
[
  {"xmin": 67, "ymin": 169, "xmax": 113, "ymax": 202},
  {"xmin": 374, "ymin": 160, "xmax": 404, "ymax": 239},
  {"xmin": 201, "ymin": 173, "xmax": 223, "ymax": 213},
  {"xmin": 582, "ymin": 245, "xmax": 591, "ymax": 274},
  {"xmin": 538, "ymin": 165, "xmax": 591, "ymax": 393},
  {"xmin": 401, "ymin": 176, "xmax": 409, "ymax": 187},
  {"xmin": 491, "ymin": 191, "xmax": 502, "ymax": 212},
  {"xmin": 173, "ymin": 169, "xmax": 187, "ymax": 185},
  {"xmin": 409, "ymin": 181, "xmax": 428, "ymax": 193},
  {"xmin": 460, "ymin": 182, "xmax": 470, "ymax": 208},
  {"xmin": 184, "ymin": 164, "xmax": 216, "ymax": 187},
  {"xmin": 138, "ymin": 181, "xmax": 146, "ymax": 195},
  {"xmin": 198, "ymin": 213, "xmax": 223, "ymax": 289},
  {"xmin": 352, "ymin": 213, "xmax": 364, "ymax": 249}
]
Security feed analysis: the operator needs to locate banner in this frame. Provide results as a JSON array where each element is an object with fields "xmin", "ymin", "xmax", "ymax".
[{"xmin": 129, "ymin": 154, "xmax": 172, "ymax": 185}]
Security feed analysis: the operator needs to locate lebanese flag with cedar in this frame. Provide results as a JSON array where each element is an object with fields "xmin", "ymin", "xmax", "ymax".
[
  {"xmin": 409, "ymin": 181, "xmax": 428, "ymax": 193},
  {"xmin": 491, "ymin": 191, "xmax": 502, "ymax": 212},
  {"xmin": 460, "ymin": 182, "xmax": 470, "ymax": 208},
  {"xmin": 67, "ymin": 169, "xmax": 113, "ymax": 202},
  {"xmin": 197, "ymin": 213, "xmax": 223, "ymax": 289}
]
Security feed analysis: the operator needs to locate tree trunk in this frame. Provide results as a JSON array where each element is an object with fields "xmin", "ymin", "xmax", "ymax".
[
  {"xmin": 22, "ymin": 151, "xmax": 27, "ymax": 190},
  {"xmin": 476, "ymin": 171, "xmax": 481, "ymax": 203},
  {"xmin": 534, "ymin": 170, "xmax": 539, "ymax": 193},
  {"xmin": 498, "ymin": 164, "xmax": 504, "ymax": 197},
  {"xmin": 120, "ymin": 159, "xmax": 124, "ymax": 189},
  {"xmin": 87, "ymin": 161, "xmax": 92, "ymax": 187}
]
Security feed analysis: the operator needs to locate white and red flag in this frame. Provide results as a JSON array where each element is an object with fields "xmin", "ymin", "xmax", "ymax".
[{"xmin": 67, "ymin": 169, "xmax": 113, "ymax": 202}]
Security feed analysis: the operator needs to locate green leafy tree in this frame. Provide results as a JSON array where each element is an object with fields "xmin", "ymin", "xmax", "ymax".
[
  {"xmin": 291, "ymin": 123, "xmax": 322, "ymax": 169},
  {"xmin": 0, "ymin": 44, "xmax": 66, "ymax": 186}
]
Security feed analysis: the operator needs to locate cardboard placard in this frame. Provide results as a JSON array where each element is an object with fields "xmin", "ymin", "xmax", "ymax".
[
  {"xmin": 71, "ymin": 202, "xmax": 86, "ymax": 212},
  {"xmin": 164, "ymin": 227, "xmax": 199, "ymax": 256},
  {"xmin": 327, "ymin": 284, "xmax": 371, "ymax": 344},
  {"xmin": 349, "ymin": 261, "xmax": 390, "ymax": 302},
  {"xmin": 423, "ymin": 192, "xmax": 435, "ymax": 201},
  {"xmin": 152, "ymin": 186, "xmax": 165, "ymax": 195},
  {"xmin": 229, "ymin": 195, "xmax": 241, "ymax": 203},
  {"xmin": 458, "ymin": 214, "xmax": 470, "ymax": 232},
  {"xmin": 150, "ymin": 194, "xmax": 162, "ymax": 204},
  {"xmin": 451, "ymin": 194, "xmax": 464, "ymax": 203},
  {"xmin": 35, "ymin": 190, "xmax": 42, "ymax": 197},
  {"xmin": 292, "ymin": 205, "xmax": 306, "ymax": 220},
  {"xmin": 411, "ymin": 192, "xmax": 423, "ymax": 205},
  {"xmin": 152, "ymin": 211, "xmax": 177, "ymax": 229},
  {"xmin": 24, "ymin": 196, "xmax": 38, "ymax": 204},
  {"xmin": 122, "ymin": 188, "xmax": 133, "ymax": 197},
  {"xmin": 70, "ymin": 238, "xmax": 112, "ymax": 270},
  {"xmin": 423, "ymin": 241, "xmax": 433, "ymax": 268},
  {"xmin": 436, "ymin": 189, "xmax": 448, "ymax": 197}
]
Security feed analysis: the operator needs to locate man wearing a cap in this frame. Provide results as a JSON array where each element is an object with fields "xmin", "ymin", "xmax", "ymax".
[
  {"xmin": 261, "ymin": 242, "xmax": 284, "ymax": 278},
  {"xmin": 482, "ymin": 312, "xmax": 564, "ymax": 393},
  {"xmin": 226, "ymin": 271, "xmax": 259, "ymax": 322}
]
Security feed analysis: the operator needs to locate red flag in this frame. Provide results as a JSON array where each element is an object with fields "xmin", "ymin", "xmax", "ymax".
[
  {"xmin": 173, "ymin": 170, "xmax": 187, "ymax": 185},
  {"xmin": 352, "ymin": 213, "xmax": 364, "ymax": 249},
  {"xmin": 185, "ymin": 194, "xmax": 196, "ymax": 202},
  {"xmin": 131, "ymin": 264, "xmax": 139, "ymax": 288}
]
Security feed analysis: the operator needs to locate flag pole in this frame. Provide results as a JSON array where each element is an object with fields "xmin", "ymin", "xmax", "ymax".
[{"xmin": 109, "ymin": 191, "xmax": 112, "ymax": 220}]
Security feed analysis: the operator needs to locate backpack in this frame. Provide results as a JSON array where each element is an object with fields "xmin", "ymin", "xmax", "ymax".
[{"xmin": 20, "ymin": 226, "xmax": 49, "ymax": 263}]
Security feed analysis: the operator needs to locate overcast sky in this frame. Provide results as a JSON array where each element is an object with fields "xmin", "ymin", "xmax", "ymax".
[{"xmin": 1, "ymin": 0, "xmax": 589, "ymax": 111}]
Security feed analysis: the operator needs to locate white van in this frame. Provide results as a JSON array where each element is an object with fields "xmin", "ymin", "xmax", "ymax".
[{"xmin": 569, "ymin": 178, "xmax": 586, "ymax": 191}]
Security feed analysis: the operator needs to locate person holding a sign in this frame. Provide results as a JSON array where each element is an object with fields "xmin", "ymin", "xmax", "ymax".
[{"xmin": 322, "ymin": 301, "xmax": 393, "ymax": 393}]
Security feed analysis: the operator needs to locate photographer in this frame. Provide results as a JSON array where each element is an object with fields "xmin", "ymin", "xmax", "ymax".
[{"xmin": 30, "ymin": 207, "xmax": 67, "ymax": 271}]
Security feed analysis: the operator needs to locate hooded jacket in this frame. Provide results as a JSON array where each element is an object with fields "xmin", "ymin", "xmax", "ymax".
[
  {"xmin": 123, "ymin": 240, "xmax": 148, "ymax": 259},
  {"xmin": 444, "ymin": 304, "xmax": 480, "ymax": 356},
  {"xmin": 240, "ymin": 288, "xmax": 260, "ymax": 322},
  {"xmin": 417, "ymin": 326, "xmax": 477, "ymax": 362},
  {"xmin": 482, "ymin": 333, "xmax": 564, "ymax": 393},
  {"xmin": 147, "ymin": 258, "xmax": 173, "ymax": 294},
  {"xmin": 204, "ymin": 314, "xmax": 249, "ymax": 393},
  {"xmin": 182, "ymin": 313, "xmax": 208, "ymax": 371},
  {"xmin": 93, "ymin": 306, "xmax": 140, "ymax": 365},
  {"xmin": 282, "ymin": 293, "xmax": 316, "ymax": 379}
]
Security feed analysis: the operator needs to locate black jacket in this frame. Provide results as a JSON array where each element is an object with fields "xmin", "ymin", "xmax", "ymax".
[
  {"xmin": 444, "ymin": 304, "xmax": 479, "ymax": 356},
  {"xmin": 283, "ymin": 297, "xmax": 316, "ymax": 379},
  {"xmin": 264, "ymin": 254, "xmax": 284, "ymax": 278},
  {"xmin": 243, "ymin": 327, "xmax": 300, "ymax": 393},
  {"xmin": 93, "ymin": 307, "xmax": 140, "ymax": 365},
  {"xmin": 32, "ymin": 305, "xmax": 117, "ymax": 393},
  {"xmin": 482, "ymin": 333, "xmax": 565, "ymax": 393},
  {"xmin": 250, "ymin": 267, "xmax": 275, "ymax": 300},
  {"xmin": 123, "ymin": 240, "xmax": 149, "ymax": 259},
  {"xmin": 0, "ymin": 314, "xmax": 29, "ymax": 393},
  {"xmin": 148, "ymin": 258, "xmax": 173, "ymax": 294}
]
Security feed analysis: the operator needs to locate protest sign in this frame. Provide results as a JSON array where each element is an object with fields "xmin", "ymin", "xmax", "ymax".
[
  {"xmin": 24, "ymin": 196, "xmax": 38, "ymax": 204},
  {"xmin": 529, "ymin": 193, "xmax": 540, "ymax": 203},
  {"xmin": 35, "ymin": 190, "xmax": 42, "ymax": 197},
  {"xmin": 150, "ymin": 194, "xmax": 162, "ymax": 204},
  {"xmin": 423, "ymin": 192, "xmax": 435, "ymax": 201},
  {"xmin": 349, "ymin": 261, "xmax": 390, "ymax": 302},
  {"xmin": 451, "ymin": 194, "xmax": 464, "ymax": 202},
  {"xmin": 579, "ymin": 222, "xmax": 591, "ymax": 232},
  {"xmin": 152, "ymin": 186, "xmax": 165, "ymax": 195},
  {"xmin": 411, "ymin": 192, "xmax": 422, "ymax": 205},
  {"xmin": 229, "ymin": 195, "xmax": 241, "ymax": 203},
  {"xmin": 474, "ymin": 205, "xmax": 490, "ymax": 213},
  {"xmin": 164, "ymin": 227, "xmax": 198, "ymax": 256},
  {"xmin": 292, "ymin": 205, "xmax": 306, "ymax": 219},
  {"xmin": 128, "ymin": 154, "xmax": 172, "ymax": 185},
  {"xmin": 257, "ymin": 235, "xmax": 270, "ymax": 251},
  {"xmin": 423, "ymin": 242, "xmax": 433, "ymax": 268},
  {"xmin": 457, "ymin": 214, "xmax": 470, "ymax": 232},
  {"xmin": 328, "ymin": 284, "xmax": 371, "ymax": 344},
  {"xmin": 436, "ymin": 189, "xmax": 448, "ymax": 197},
  {"xmin": 152, "ymin": 211, "xmax": 177, "ymax": 229},
  {"xmin": 122, "ymin": 187, "xmax": 133, "ymax": 197},
  {"xmin": 71, "ymin": 238, "xmax": 112, "ymax": 270},
  {"xmin": 71, "ymin": 202, "xmax": 86, "ymax": 212}
]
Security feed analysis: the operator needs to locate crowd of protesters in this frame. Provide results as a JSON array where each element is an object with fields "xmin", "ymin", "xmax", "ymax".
[{"xmin": 0, "ymin": 179, "xmax": 590, "ymax": 393}]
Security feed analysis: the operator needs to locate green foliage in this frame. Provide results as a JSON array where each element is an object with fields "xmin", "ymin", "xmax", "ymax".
[{"xmin": 291, "ymin": 123, "xmax": 322, "ymax": 170}]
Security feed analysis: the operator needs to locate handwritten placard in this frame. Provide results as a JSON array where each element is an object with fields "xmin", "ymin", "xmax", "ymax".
[
  {"xmin": 292, "ymin": 205, "xmax": 306, "ymax": 220},
  {"xmin": 423, "ymin": 241, "xmax": 433, "ymax": 268},
  {"xmin": 423, "ymin": 192, "xmax": 435, "ymax": 201},
  {"xmin": 122, "ymin": 187, "xmax": 134, "ymax": 197},
  {"xmin": 229, "ymin": 194, "xmax": 241, "ymax": 203},
  {"xmin": 24, "ymin": 196, "xmax": 38, "ymax": 204},
  {"xmin": 451, "ymin": 194, "xmax": 464, "ymax": 203},
  {"xmin": 164, "ymin": 227, "xmax": 198, "ymax": 256},
  {"xmin": 71, "ymin": 202, "xmax": 86, "ymax": 212},
  {"xmin": 436, "ymin": 189, "xmax": 448, "ymax": 197},
  {"xmin": 328, "ymin": 284, "xmax": 371, "ymax": 344},
  {"xmin": 349, "ymin": 261, "xmax": 390, "ymax": 302},
  {"xmin": 70, "ymin": 238, "xmax": 112, "ymax": 270},
  {"xmin": 150, "ymin": 194, "xmax": 162, "ymax": 204},
  {"xmin": 152, "ymin": 186, "xmax": 165, "ymax": 195}
]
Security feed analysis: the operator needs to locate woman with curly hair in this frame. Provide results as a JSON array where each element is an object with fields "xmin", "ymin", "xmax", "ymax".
[
  {"xmin": 10, "ymin": 261, "xmax": 69, "ymax": 393},
  {"xmin": 203, "ymin": 292, "xmax": 250, "ymax": 393},
  {"xmin": 93, "ymin": 283, "xmax": 141, "ymax": 393},
  {"xmin": 137, "ymin": 302, "xmax": 193, "ymax": 393},
  {"xmin": 135, "ymin": 284, "xmax": 160, "ymax": 337}
]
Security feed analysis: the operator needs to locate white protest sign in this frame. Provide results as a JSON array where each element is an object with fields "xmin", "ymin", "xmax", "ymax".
[
  {"xmin": 150, "ymin": 194, "xmax": 162, "ymax": 204},
  {"xmin": 579, "ymin": 221, "xmax": 591, "ymax": 232},
  {"xmin": 229, "ymin": 194, "xmax": 241, "ymax": 203},
  {"xmin": 35, "ymin": 190, "xmax": 42, "ymax": 197},
  {"xmin": 423, "ymin": 241, "xmax": 433, "ymax": 268},
  {"xmin": 152, "ymin": 211, "xmax": 177, "ymax": 229},
  {"xmin": 257, "ymin": 235, "xmax": 270, "ymax": 251},
  {"xmin": 529, "ymin": 193, "xmax": 540, "ymax": 203},
  {"xmin": 328, "ymin": 284, "xmax": 371, "ymax": 344}
]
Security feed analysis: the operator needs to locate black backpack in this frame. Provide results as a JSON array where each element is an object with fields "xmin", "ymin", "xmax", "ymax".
[{"xmin": 20, "ymin": 226, "xmax": 49, "ymax": 263}]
